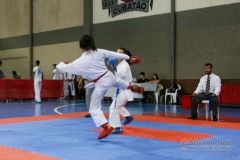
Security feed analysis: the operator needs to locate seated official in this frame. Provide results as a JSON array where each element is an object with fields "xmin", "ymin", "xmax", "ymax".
[
  {"xmin": 188, "ymin": 63, "xmax": 221, "ymax": 121},
  {"xmin": 12, "ymin": 71, "xmax": 21, "ymax": 79},
  {"xmin": 137, "ymin": 72, "xmax": 149, "ymax": 83},
  {"xmin": 0, "ymin": 61, "xmax": 5, "ymax": 79},
  {"xmin": 149, "ymin": 73, "xmax": 160, "ymax": 85},
  {"xmin": 149, "ymin": 73, "xmax": 160, "ymax": 103},
  {"xmin": 137, "ymin": 72, "xmax": 149, "ymax": 102}
]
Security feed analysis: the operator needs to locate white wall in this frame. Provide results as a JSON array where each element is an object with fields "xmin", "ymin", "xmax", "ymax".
[
  {"xmin": 93, "ymin": 0, "xmax": 171, "ymax": 24},
  {"xmin": 93, "ymin": 0, "xmax": 240, "ymax": 24},
  {"xmin": 176, "ymin": 0, "xmax": 240, "ymax": 11}
]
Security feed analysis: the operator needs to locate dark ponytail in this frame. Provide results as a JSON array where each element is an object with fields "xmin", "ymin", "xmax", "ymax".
[{"xmin": 79, "ymin": 34, "xmax": 97, "ymax": 51}]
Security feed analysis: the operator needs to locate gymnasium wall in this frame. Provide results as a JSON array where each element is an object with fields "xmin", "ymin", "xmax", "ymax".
[
  {"xmin": 0, "ymin": 0, "xmax": 30, "ymax": 79},
  {"xmin": 0, "ymin": 0, "xmax": 84, "ymax": 79},
  {"xmin": 0, "ymin": 0, "xmax": 240, "ymax": 94},
  {"xmin": 92, "ymin": 0, "xmax": 240, "ymax": 94},
  {"xmin": 33, "ymin": 0, "xmax": 84, "ymax": 79}
]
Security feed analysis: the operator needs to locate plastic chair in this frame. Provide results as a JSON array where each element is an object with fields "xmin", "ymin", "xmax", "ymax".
[
  {"xmin": 198, "ymin": 100, "xmax": 220, "ymax": 121},
  {"xmin": 164, "ymin": 84, "xmax": 181, "ymax": 103},
  {"xmin": 155, "ymin": 84, "xmax": 163, "ymax": 103}
]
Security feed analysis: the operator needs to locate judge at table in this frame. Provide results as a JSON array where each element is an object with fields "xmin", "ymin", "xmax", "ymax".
[
  {"xmin": 137, "ymin": 72, "xmax": 149, "ymax": 83},
  {"xmin": 137, "ymin": 72, "xmax": 149, "ymax": 102}
]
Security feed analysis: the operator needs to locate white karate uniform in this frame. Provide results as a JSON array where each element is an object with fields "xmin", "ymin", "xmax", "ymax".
[
  {"xmin": 59, "ymin": 70, "xmax": 64, "ymax": 80},
  {"xmin": 53, "ymin": 68, "xmax": 61, "ymax": 80},
  {"xmin": 64, "ymin": 72, "xmax": 76, "ymax": 97},
  {"xmin": 57, "ymin": 49, "xmax": 130, "ymax": 127},
  {"xmin": 33, "ymin": 66, "xmax": 43, "ymax": 102},
  {"xmin": 109, "ymin": 60, "xmax": 134, "ymax": 128}
]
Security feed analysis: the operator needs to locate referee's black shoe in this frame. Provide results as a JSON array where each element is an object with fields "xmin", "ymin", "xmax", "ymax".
[
  {"xmin": 84, "ymin": 113, "xmax": 91, "ymax": 118},
  {"xmin": 213, "ymin": 116, "xmax": 218, "ymax": 121},
  {"xmin": 187, "ymin": 116, "xmax": 197, "ymax": 120}
]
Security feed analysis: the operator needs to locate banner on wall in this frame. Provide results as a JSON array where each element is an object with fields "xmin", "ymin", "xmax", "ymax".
[{"xmin": 102, "ymin": 0, "xmax": 153, "ymax": 17}]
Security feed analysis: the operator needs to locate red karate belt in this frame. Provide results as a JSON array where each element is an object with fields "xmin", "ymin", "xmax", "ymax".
[{"xmin": 90, "ymin": 71, "xmax": 108, "ymax": 83}]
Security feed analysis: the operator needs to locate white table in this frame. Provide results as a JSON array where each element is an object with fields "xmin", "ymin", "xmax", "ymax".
[{"xmin": 140, "ymin": 83, "xmax": 157, "ymax": 91}]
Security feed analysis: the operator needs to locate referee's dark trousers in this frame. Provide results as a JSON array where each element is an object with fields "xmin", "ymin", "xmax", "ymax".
[{"xmin": 191, "ymin": 93, "xmax": 219, "ymax": 118}]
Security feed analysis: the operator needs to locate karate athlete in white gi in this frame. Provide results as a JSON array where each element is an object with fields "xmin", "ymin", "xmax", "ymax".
[
  {"xmin": 57, "ymin": 35, "xmax": 140, "ymax": 140},
  {"xmin": 52, "ymin": 64, "xmax": 61, "ymax": 80},
  {"xmin": 32, "ymin": 60, "xmax": 43, "ymax": 103},
  {"xmin": 64, "ymin": 72, "xmax": 76, "ymax": 100},
  {"xmin": 109, "ymin": 48, "xmax": 135, "ymax": 134}
]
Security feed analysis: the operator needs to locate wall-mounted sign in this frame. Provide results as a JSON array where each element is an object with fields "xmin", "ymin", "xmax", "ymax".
[
  {"xmin": 102, "ymin": 0, "xmax": 153, "ymax": 17},
  {"xmin": 102, "ymin": 0, "xmax": 118, "ymax": 9}
]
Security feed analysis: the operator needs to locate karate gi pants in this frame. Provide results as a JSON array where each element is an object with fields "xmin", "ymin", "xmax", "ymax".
[
  {"xmin": 34, "ymin": 80, "xmax": 42, "ymax": 102},
  {"xmin": 109, "ymin": 91, "xmax": 131, "ymax": 128},
  {"xmin": 89, "ymin": 71, "xmax": 128, "ymax": 127},
  {"xmin": 64, "ymin": 81, "xmax": 76, "ymax": 97}
]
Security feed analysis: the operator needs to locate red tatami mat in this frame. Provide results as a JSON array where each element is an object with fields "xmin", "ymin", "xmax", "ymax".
[
  {"xmin": 93, "ymin": 126, "xmax": 213, "ymax": 142},
  {"xmin": 0, "ymin": 112, "xmax": 239, "ymax": 130},
  {"xmin": 131, "ymin": 115, "xmax": 240, "ymax": 130},
  {"xmin": 0, "ymin": 145, "xmax": 60, "ymax": 160},
  {"xmin": 0, "ymin": 112, "xmax": 87, "ymax": 125}
]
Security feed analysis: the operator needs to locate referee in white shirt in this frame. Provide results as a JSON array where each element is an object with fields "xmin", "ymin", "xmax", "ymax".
[{"xmin": 188, "ymin": 63, "xmax": 221, "ymax": 121}]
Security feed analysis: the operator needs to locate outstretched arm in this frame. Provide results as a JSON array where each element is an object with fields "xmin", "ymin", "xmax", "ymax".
[
  {"xmin": 101, "ymin": 49, "xmax": 129, "ymax": 60},
  {"xmin": 57, "ymin": 58, "xmax": 83, "ymax": 76},
  {"xmin": 102, "ymin": 49, "xmax": 140, "ymax": 65}
]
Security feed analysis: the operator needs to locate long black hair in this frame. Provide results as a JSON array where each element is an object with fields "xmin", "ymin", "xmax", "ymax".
[
  {"xmin": 153, "ymin": 73, "xmax": 159, "ymax": 80},
  {"xmin": 79, "ymin": 34, "xmax": 97, "ymax": 51},
  {"xmin": 118, "ymin": 47, "xmax": 132, "ymax": 65}
]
